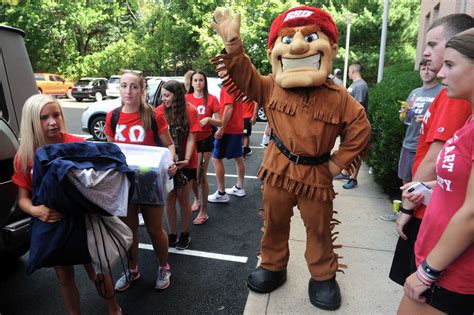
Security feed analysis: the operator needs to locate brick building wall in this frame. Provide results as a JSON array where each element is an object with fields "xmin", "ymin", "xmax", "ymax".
[{"xmin": 415, "ymin": 0, "xmax": 473, "ymax": 67}]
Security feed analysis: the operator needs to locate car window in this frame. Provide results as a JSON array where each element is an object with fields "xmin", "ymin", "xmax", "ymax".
[
  {"xmin": 108, "ymin": 77, "xmax": 120, "ymax": 84},
  {"xmin": 0, "ymin": 81, "xmax": 8, "ymax": 121},
  {"xmin": 76, "ymin": 79, "xmax": 92, "ymax": 86},
  {"xmin": 49, "ymin": 75, "xmax": 55, "ymax": 81},
  {"xmin": 146, "ymin": 79, "xmax": 162, "ymax": 105},
  {"xmin": 35, "ymin": 74, "xmax": 45, "ymax": 81}
]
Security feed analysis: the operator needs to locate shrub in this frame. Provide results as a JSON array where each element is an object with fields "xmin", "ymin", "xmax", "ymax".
[{"xmin": 367, "ymin": 62, "xmax": 421, "ymax": 198}]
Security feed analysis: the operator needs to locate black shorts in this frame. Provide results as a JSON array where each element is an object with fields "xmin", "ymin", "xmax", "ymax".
[
  {"xmin": 172, "ymin": 168, "xmax": 197, "ymax": 188},
  {"xmin": 389, "ymin": 217, "xmax": 421, "ymax": 286},
  {"xmin": 422, "ymin": 283, "xmax": 474, "ymax": 314},
  {"xmin": 196, "ymin": 134, "xmax": 214, "ymax": 153},
  {"xmin": 243, "ymin": 118, "xmax": 252, "ymax": 136}
]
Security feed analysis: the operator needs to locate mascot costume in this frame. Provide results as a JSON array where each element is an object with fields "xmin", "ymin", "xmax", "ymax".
[{"xmin": 211, "ymin": 6, "xmax": 371, "ymax": 310}]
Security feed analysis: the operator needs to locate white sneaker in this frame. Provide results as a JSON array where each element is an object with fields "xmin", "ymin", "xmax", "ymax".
[
  {"xmin": 379, "ymin": 213, "xmax": 399, "ymax": 222},
  {"xmin": 155, "ymin": 264, "xmax": 171, "ymax": 290},
  {"xmin": 225, "ymin": 185, "xmax": 246, "ymax": 197},
  {"xmin": 114, "ymin": 268, "xmax": 140, "ymax": 292},
  {"xmin": 208, "ymin": 190, "xmax": 230, "ymax": 203}
]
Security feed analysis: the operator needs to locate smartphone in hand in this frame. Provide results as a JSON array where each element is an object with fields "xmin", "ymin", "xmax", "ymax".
[{"xmin": 406, "ymin": 182, "xmax": 433, "ymax": 206}]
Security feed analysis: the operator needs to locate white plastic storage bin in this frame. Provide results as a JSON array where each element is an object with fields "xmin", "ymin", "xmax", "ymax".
[{"xmin": 115, "ymin": 143, "xmax": 173, "ymax": 207}]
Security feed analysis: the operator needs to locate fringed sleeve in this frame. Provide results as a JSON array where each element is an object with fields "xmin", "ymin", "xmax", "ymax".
[
  {"xmin": 210, "ymin": 41, "xmax": 273, "ymax": 107},
  {"xmin": 330, "ymin": 94, "xmax": 372, "ymax": 174}
]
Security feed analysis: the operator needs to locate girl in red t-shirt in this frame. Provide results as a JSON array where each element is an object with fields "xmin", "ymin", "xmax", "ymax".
[
  {"xmin": 12, "ymin": 94, "xmax": 121, "ymax": 314},
  {"xmin": 185, "ymin": 71, "xmax": 221, "ymax": 225},
  {"xmin": 400, "ymin": 30, "xmax": 474, "ymax": 315},
  {"xmin": 157, "ymin": 80, "xmax": 201, "ymax": 249},
  {"xmin": 105, "ymin": 71, "xmax": 177, "ymax": 292}
]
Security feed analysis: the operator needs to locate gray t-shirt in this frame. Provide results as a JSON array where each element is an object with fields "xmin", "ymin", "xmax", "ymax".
[
  {"xmin": 348, "ymin": 79, "xmax": 369, "ymax": 112},
  {"xmin": 402, "ymin": 84, "xmax": 442, "ymax": 151}
]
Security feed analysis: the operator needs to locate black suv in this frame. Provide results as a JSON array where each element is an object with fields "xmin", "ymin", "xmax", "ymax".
[
  {"xmin": 72, "ymin": 77, "xmax": 108, "ymax": 102},
  {"xmin": 0, "ymin": 25, "xmax": 37, "ymax": 261}
]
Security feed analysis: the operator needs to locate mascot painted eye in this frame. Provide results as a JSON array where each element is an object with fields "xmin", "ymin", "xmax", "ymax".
[
  {"xmin": 211, "ymin": 5, "xmax": 371, "ymax": 311},
  {"xmin": 281, "ymin": 36, "xmax": 293, "ymax": 44},
  {"xmin": 305, "ymin": 33, "xmax": 319, "ymax": 42}
]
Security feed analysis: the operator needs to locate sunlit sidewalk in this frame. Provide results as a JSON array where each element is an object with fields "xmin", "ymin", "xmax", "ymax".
[{"xmin": 244, "ymin": 162, "xmax": 402, "ymax": 314}]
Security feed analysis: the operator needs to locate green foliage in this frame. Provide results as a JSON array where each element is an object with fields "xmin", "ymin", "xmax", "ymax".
[
  {"xmin": 322, "ymin": 0, "xmax": 420, "ymax": 84},
  {"xmin": 0, "ymin": 0, "xmax": 131, "ymax": 79},
  {"xmin": 1, "ymin": 0, "xmax": 421, "ymax": 84},
  {"xmin": 367, "ymin": 62, "xmax": 421, "ymax": 197}
]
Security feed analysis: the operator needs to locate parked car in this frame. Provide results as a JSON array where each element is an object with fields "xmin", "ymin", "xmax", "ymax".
[
  {"xmin": 0, "ymin": 25, "xmax": 37, "ymax": 262},
  {"xmin": 72, "ymin": 77, "xmax": 108, "ymax": 102},
  {"xmin": 106, "ymin": 75, "xmax": 120, "ymax": 98},
  {"xmin": 35, "ymin": 72, "xmax": 74, "ymax": 98},
  {"xmin": 82, "ymin": 76, "xmax": 223, "ymax": 141}
]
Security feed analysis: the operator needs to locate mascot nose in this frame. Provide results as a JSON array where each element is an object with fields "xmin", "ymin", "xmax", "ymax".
[{"xmin": 290, "ymin": 35, "xmax": 309, "ymax": 54}]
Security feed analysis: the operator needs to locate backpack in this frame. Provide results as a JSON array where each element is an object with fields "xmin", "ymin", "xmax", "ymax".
[{"xmin": 110, "ymin": 107, "xmax": 162, "ymax": 146}]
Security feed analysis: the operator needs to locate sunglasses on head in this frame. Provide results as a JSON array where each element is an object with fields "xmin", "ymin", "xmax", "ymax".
[{"xmin": 121, "ymin": 69, "xmax": 143, "ymax": 76}]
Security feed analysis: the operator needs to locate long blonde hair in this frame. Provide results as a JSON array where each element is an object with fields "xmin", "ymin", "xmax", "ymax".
[
  {"xmin": 15, "ymin": 94, "xmax": 67, "ymax": 173},
  {"xmin": 120, "ymin": 71, "xmax": 154, "ymax": 130}
]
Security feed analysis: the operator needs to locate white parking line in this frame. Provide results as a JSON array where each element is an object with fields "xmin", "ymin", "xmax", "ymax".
[
  {"xmin": 139, "ymin": 243, "xmax": 248, "ymax": 263},
  {"xmin": 207, "ymin": 173, "xmax": 258, "ymax": 180}
]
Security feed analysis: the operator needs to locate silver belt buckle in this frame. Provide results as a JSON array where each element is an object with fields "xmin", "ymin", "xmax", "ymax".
[{"xmin": 289, "ymin": 152, "xmax": 300, "ymax": 164}]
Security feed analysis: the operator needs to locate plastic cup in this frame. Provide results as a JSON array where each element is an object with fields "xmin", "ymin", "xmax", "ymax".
[{"xmin": 392, "ymin": 200, "xmax": 402, "ymax": 213}]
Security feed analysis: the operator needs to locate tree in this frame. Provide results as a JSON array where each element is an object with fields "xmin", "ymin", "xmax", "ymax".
[
  {"xmin": 1, "ymin": 0, "xmax": 420, "ymax": 81},
  {"xmin": 0, "ymin": 0, "xmax": 134, "ymax": 77},
  {"xmin": 321, "ymin": 0, "xmax": 420, "ymax": 84}
]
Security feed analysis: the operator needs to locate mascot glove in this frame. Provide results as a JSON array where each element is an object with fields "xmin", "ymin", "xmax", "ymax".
[{"xmin": 211, "ymin": 8, "xmax": 242, "ymax": 54}]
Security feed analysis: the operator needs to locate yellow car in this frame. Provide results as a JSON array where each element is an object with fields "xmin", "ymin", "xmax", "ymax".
[{"xmin": 35, "ymin": 73, "xmax": 74, "ymax": 98}]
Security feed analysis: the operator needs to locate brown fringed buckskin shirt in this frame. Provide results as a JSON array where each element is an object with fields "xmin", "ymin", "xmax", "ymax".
[{"xmin": 212, "ymin": 41, "xmax": 371, "ymax": 201}]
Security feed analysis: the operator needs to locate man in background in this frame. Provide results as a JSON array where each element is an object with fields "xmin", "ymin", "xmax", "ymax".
[
  {"xmin": 381, "ymin": 58, "xmax": 441, "ymax": 221},
  {"xmin": 342, "ymin": 62, "xmax": 369, "ymax": 189}
]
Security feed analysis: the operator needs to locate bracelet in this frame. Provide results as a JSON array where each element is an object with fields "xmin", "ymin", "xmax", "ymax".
[
  {"xmin": 399, "ymin": 206, "xmax": 414, "ymax": 215},
  {"xmin": 422, "ymin": 259, "xmax": 442, "ymax": 278},
  {"xmin": 415, "ymin": 266, "xmax": 434, "ymax": 286}
]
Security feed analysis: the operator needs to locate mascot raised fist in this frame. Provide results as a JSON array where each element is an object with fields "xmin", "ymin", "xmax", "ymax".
[{"xmin": 212, "ymin": 6, "xmax": 371, "ymax": 310}]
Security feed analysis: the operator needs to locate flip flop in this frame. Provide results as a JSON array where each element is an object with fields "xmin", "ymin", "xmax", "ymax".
[
  {"xmin": 191, "ymin": 202, "xmax": 200, "ymax": 212},
  {"xmin": 193, "ymin": 215, "xmax": 209, "ymax": 225}
]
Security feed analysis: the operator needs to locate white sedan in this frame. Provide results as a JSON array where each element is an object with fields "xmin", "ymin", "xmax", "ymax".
[
  {"xmin": 81, "ymin": 77, "xmax": 224, "ymax": 141},
  {"xmin": 81, "ymin": 97, "xmax": 122, "ymax": 141}
]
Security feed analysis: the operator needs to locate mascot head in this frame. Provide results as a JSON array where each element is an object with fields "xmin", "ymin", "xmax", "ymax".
[{"xmin": 267, "ymin": 6, "xmax": 338, "ymax": 89}]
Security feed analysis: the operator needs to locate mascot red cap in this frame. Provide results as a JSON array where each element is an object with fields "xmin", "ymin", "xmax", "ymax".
[{"xmin": 267, "ymin": 6, "xmax": 339, "ymax": 49}]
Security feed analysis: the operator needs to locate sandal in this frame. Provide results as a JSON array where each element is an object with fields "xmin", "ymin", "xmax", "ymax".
[{"xmin": 193, "ymin": 215, "xmax": 209, "ymax": 225}]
